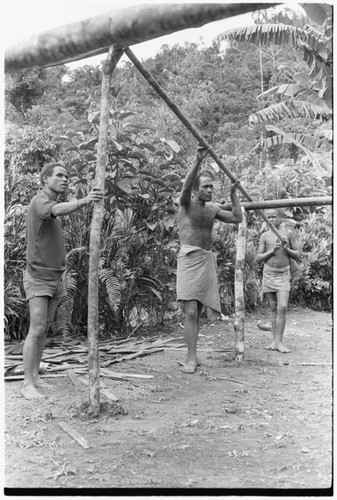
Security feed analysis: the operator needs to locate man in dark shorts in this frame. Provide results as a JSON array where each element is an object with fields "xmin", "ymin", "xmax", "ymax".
[
  {"xmin": 177, "ymin": 147, "xmax": 242, "ymax": 373},
  {"xmin": 22, "ymin": 162, "xmax": 103, "ymax": 399},
  {"xmin": 256, "ymin": 209, "xmax": 300, "ymax": 353}
]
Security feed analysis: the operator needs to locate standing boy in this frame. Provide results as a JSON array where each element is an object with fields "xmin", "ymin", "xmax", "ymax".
[{"xmin": 256, "ymin": 209, "xmax": 300, "ymax": 353}]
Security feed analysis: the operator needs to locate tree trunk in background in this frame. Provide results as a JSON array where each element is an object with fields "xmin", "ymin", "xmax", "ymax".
[
  {"xmin": 5, "ymin": 3, "xmax": 277, "ymax": 71},
  {"xmin": 87, "ymin": 46, "xmax": 124, "ymax": 415},
  {"xmin": 234, "ymin": 209, "xmax": 247, "ymax": 362}
]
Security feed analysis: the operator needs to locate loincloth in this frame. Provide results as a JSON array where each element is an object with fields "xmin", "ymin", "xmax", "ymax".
[
  {"xmin": 262, "ymin": 263, "xmax": 290, "ymax": 293},
  {"xmin": 176, "ymin": 245, "xmax": 221, "ymax": 313}
]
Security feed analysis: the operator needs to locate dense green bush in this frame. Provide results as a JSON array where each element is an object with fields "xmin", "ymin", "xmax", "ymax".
[{"xmin": 4, "ymin": 32, "xmax": 332, "ymax": 340}]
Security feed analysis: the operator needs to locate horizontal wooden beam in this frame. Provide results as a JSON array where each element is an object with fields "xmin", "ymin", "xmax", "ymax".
[
  {"xmin": 5, "ymin": 3, "xmax": 278, "ymax": 72},
  {"xmin": 220, "ymin": 196, "xmax": 332, "ymax": 211}
]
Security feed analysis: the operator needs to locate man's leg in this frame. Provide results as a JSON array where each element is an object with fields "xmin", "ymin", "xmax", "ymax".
[
  {"xmin": 264, "ymin": 292, "xmax": 277, "ymax": 344},
  {"xmin": 33, "ymin": 297, "xmax": 60, "ymax": 388},
  {"xmin": 181, "ymin": 300, "xmax": 201, "ymax": 373},
  {"xmin": 265, "ymin": 291, "xmax": 290, "ymax": 353},
  {"xmin": 21, "ymin": 296, "xmax": 49, "ymax": 399},
  {"xmin": 274, "ymin": 291, "xmax": 290, "ymax": 352}
]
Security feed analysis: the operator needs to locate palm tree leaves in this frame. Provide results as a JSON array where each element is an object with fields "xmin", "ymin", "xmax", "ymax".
[
  {"xmin": 219, "ymin": 6, "xmax": 332, "ymax": 177},
  {"xmin": 220, "ymin": 23, "xmax": 300, "ymax": 47},
  {"xmin": 255, "ymin": 125, "xmax": 331, "ymax": 178},
  {"xmin": 99, "ymin": 268, "xmax": 121, "ymax": 314},
  {"xmin": 219, "ymin": 12, "xmax": 332, "ymax": 110},
  {"xmin": 249, "ymin": 100, "xmax": 329, "ymax": 125},
  {"xmin": 254, "ymin": 126, "xmax": 330, "ymax": 152},
  {"xmin": 55, "ymin": 271, "xmax": 78, "ymax": 337},
  {"xmin": 300, "ymin": 3, "xmax": 332, "ymax": 28}
]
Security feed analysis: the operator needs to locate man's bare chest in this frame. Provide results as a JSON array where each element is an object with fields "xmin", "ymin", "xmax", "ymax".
[{"xmin": 181, "ymin": 203, "xmax": 218, "ymax": 229}]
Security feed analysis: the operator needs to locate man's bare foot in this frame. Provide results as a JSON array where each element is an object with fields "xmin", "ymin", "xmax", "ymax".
[
  {"xmin": 34, "ymin": 377, "xmax": 50, "ymax": 389},
  {"xmin": 181, "ymin": 360, "xmax": 198, "ymax": 374},
  {"xmin": 21, "ymin": 384, "xmax": 45, "ymax": 400},
  {"xmin": 264, "ymin": 342, "xmax": 290, "ymax": 353}
]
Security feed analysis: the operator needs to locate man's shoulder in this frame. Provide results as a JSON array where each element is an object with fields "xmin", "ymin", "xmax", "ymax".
[
  {"xmin": 205, "ymin": 202, "xmax": 221, "ymax": 214},
  {"xmin": 30, "ymin": 190, "xmax": 48, "ymax": 203}
]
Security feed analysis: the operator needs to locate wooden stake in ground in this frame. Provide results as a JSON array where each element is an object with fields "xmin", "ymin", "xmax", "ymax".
[
  {"xmin": 87, "ymin": 46, "xmax": 124, "ymax": 415},
  {"xmin": 234, "ymin": 209, "xmax": 247, "ymax": 362}
]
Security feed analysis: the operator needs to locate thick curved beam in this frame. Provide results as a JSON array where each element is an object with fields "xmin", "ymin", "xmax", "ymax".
[{"xmin": 5, "ymin": 3, "xmax": 278, "ymax": 72}]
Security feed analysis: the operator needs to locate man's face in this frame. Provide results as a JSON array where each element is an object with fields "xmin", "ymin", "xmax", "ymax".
[
  {"xmin": 197, "ymin": 176, "xmax": 213, "ymax": 202},
  {"xmin": 44, "ymin": 166, "xmax": 69, "ymax": 194}
]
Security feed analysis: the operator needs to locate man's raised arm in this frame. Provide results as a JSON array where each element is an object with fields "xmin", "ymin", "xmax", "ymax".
[
  {"xmin": 180, "ymin": 147, "xmax": 209, "ymax": 206},
  {"xmin": 215, "ymin": 182, "xmax": 242, "ymax": 224}
]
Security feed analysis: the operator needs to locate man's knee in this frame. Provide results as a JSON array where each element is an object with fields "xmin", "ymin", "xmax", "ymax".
[
  {"xmin": 277, "ymin": 303, "xmax": 288, "ymax": 315},
  {"xmin": 28, "ymin": 321, "xmax": 48, "ymax": 339},
  {"xmin": 184, "ymin": 302, "xmax": 199, "ymax": 322}
]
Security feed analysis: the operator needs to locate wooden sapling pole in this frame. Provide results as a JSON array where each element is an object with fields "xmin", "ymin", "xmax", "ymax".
[
  {"xmin": 87, "ymin": 46, "xmax": 124, "ymax": 415},
  {"xmin": 220, "ymin": 196, "xmax": 332, "ymax": 211},
  {"xmin": 125, "ymin": 48, "xmax": 285, "ymax": 241},
  {"xmin": 5, "ymin": 3, "xmax": 276, "ymax": 72},
  {"xmin": 234, "ymin": 209, "xmax": 247, "ymax": 361}
]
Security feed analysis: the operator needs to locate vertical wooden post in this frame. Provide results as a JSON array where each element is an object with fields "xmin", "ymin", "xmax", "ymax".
[
  {"xmin": 234, "ymin": 208, "xmax": 247, "ymax": 362},
  {"xmin": 87, "ymin": 46, "xmax": 124, "ymax": 415}
]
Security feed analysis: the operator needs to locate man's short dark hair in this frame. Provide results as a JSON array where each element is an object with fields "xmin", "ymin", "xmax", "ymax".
[
  {"xmin": 194, "ymin": 170, "xmax": 215, "ymax": 189},
  {"xmin": 39, "ymin": 162, "xmax": 65, "ymax": 185}
]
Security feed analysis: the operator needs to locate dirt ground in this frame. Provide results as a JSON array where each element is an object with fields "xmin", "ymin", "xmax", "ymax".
[{"xmin": 4, "ymin": 307, "xmax": 333, "ymax": 495}]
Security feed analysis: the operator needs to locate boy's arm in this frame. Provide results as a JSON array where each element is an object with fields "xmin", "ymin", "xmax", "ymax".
[
  {"xmin": 180, "ymin": 147, "xmax": 209, "ymax": 206},
  {"xmin": 282, "ymin": 230, "xmax": 301, "ymax": 261}
]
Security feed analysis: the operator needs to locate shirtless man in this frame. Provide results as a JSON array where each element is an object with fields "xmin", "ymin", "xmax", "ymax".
[
  {"xmin": 256, "ymin": 209, "xmax": 300, "ymax": 353},
  {"xmin": 22, "ymin": 162, "xmax": 103, "ymax": 399},
  {"xmin": 177, "ymin": 147, "xmax": 242, "ymax": 373}
]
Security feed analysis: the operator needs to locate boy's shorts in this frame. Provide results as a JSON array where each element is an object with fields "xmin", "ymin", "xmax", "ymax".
[{"xmin": 23, "ymin": 270, "xmax": 66, "ymax": 301}]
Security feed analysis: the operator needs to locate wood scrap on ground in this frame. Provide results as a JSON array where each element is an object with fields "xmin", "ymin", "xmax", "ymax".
[
  {"xmin": 58, "ymin": 421, "xmax": 90, "ymax": 449},
  {"xmin": 4, "ymin": 333, "xmax": 209, "ymax": 384}
]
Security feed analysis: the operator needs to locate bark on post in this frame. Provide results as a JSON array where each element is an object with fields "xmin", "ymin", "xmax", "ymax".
[
  {"xmin": 234, "ymin": 208, "xmax": 247, "ymax": 362},
  {"xmin": 87, "ymin": 46, "xmax": 124, "ymax": 415},
  {"xmin": 5, "ymin": 3, "xmax": 276, "ymax": 72},
  {"xmin": 125, "ymin": 48, "xmax": 285, "ymax": 241}
]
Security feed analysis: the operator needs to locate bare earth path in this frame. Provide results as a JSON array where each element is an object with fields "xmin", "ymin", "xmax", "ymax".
[{"xmin": 4, "ymin": 307, "xmax": 332, "ymax": 494}]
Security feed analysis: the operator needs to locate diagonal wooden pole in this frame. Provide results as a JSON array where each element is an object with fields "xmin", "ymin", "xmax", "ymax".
[
  {"xmin": 125, "ymin": 47, "xmax": 286, "ymax": 241},
  {"xmin": 88, "ymin": 45, "xmax": 124, "ymax": 415}
]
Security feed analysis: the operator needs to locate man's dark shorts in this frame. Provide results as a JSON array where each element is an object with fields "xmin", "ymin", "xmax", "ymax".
[{"xmin": 23, "ymin": 270, "xmax": 66, "ymax": 301}]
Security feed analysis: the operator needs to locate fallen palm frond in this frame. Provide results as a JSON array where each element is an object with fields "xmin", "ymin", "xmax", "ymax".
[{"xmin": 3, "ymin": 333, "xmax": 195, "ymax": 382}]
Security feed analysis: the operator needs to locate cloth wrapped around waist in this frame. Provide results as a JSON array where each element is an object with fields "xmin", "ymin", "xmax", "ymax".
[
  {"xmin": 176, "ymin": 245, "xmax": 221, "ymax": 313},
  {"xmin": 262, "ymin": 263, "xmax": 290, "ymax": 292}
]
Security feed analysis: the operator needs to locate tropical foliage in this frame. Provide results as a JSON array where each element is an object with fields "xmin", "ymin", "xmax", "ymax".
[
  {"xmin": 218, "ymin": 4, "xmax": 333, "ymax": 179},
  {"xmin": 4, "ymin": 5, "xmax": 332, "ymax": 340}
]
